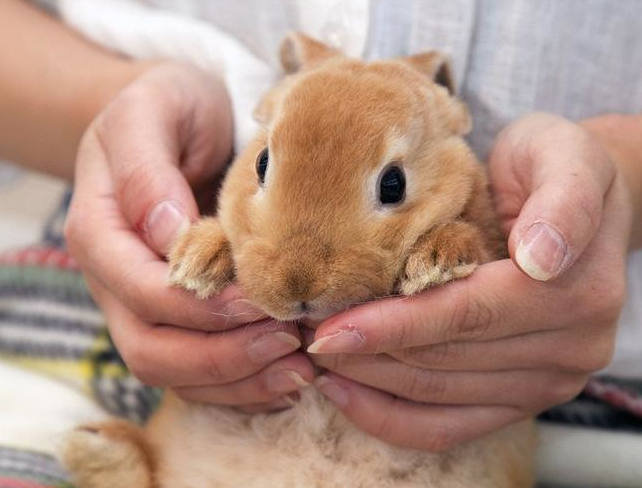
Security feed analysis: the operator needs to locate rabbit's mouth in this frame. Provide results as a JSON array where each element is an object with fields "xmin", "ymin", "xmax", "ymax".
[
  {"xmin": 258, "ymin": 298, "xmax": 341, "ymax": 323},
  {"xmin": 249, "ymin": 283, "xmax": 379, "ymax": 323}
]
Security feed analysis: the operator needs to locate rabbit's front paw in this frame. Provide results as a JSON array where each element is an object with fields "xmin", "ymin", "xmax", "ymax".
[
  {"xmin": 400, "ymin": 221, "xmax": 488, "ymax": 295},
  {"xmin": 168, "ymin": 218, "xmax": 235, "ymax": 299}
]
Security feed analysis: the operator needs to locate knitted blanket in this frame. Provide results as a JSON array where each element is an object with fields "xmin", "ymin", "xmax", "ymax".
[{"xmin": 0, "ymin": 195, "xmax": 159, "ymax": 488}]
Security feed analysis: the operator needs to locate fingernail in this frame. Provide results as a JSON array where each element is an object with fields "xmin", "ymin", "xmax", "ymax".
[
  {"xmin": 307, "ymin": 327, "xmax": 365, "ymax": 354},
  {"xmin": 315, "ymin": 376, "xmax": 348, "ymax": 407},
  {"xmin": 515, "ymin": 222, "xmax": 567, "ymax": 281},
  {"xmin": 266, "ymin": 370, "xmax": 310, "ymax": 393},
  {"xmin": 146, "ymin": 200, "xmax": 189, "ymax": 256},
  {"xmin": 247, "ymin": 332, "xmax": 301, "ymax": 363}
]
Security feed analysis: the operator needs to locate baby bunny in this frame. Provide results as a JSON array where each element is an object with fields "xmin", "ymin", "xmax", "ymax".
[{"xmin": 62, "ymin": 33, "xmax": 536, "ymax": 488}]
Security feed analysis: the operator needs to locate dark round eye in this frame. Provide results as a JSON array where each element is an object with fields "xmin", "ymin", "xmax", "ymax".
[
  {"xmin": 256, "ymin": 147, "xmax": 269, "ymax": 184},
  {"xmin": 379, "ymin": 165, "xmax": 406, "ymax": 204}
]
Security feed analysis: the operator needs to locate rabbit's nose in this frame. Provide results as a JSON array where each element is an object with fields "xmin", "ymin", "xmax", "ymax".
[{"xmin": 285, "ymin": 270, "xmax": 323, "ymax": 303}]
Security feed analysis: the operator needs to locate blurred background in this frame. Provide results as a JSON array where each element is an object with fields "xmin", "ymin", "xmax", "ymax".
[{"xmin": 0, "ymin": 162, "xmax": 65, "ymax": 251}]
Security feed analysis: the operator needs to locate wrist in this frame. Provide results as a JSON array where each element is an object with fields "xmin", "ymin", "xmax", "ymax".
[{"xmin": 580, "ymin": 114, "xmax": 642, "ymax": 249}]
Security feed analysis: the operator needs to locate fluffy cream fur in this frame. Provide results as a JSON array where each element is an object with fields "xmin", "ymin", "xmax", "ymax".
[
  {"xmin": 64, "ymin": 389, "xmax": 535, "ymax": 488},
  {"xmin": 62, "ymin": 33, "xmax": 536, "ymax": 488}
]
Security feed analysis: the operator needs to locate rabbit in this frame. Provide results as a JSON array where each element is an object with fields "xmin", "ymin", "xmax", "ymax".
[{"xmin": 62, "ymin": 33, "xmax": 537, "ymax": 488}]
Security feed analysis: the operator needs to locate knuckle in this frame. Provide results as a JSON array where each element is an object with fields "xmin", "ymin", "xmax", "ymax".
[
  {"xmin": 201, "ymin": 335, "xmax": 229, "ymax": 384},
  {"xmin": 119, "ymin": 273, "xmax": 158, "ymax": 322},
  {"xmin": 63, "ymin": 209, "xmax": 86, "ymax": 257},
  {"xmin": 321, "ymin": 353, "xmax": 347, "ymax": 372},
  {"xmin": 578, "ymin": 332, "xmax": 617, "ymax": 373},
  {"xmin": 117, "ymin": 161, "xmax": 158, "ymax": 208},
  {"xmin": 449, "ymin": 289, "xmax": 495, "ymax": 341},
  {"xmin": 580, "ymin": 273, "xmax": 626, "ymax": 325},
  {"xmin": 403, "ymin": 370, "xmax": 446, "ymax": 403},
  {"xmin": 545, "ymin": 375, "xmax": 587, "ymax": 408},
  {"xmin": 565, "ymin": 179, "xmax": 603, "ymax": 232},
  {"xmin": 122, "ymin": 347, "xmax": 162, "ymax": 386},
  {"xmin": 586, "ymin": 339, "xmax": 616, "ymax": 371},
  {"xmin": 394, "ymin": 316, "xmax": 415, "ymax": 351},
  {"xmin": 596, "ymin": 279, "xmax": 626, "ymax": 324},
  {"xmin": 382, "ymin": 300, "xmax": 417, "ymax": 351},
  {"xmin": 395, "ymin": 343, "xmax": 452, "ymax": 368},
  {"xmin": 533, "ymin": 116, "xmax": 584, "ymax": 147},
  {"xmin": 423, "ymin": 342, "xmax": 457, "ymax": 368}
]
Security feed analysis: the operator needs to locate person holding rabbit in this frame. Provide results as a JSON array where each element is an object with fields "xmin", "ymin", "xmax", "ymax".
[{"xmin": 1, "ymin": 0, "xmax": 640, "ymax": 456}]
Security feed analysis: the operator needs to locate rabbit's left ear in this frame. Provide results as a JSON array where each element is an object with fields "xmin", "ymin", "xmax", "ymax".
[
  {"xmin": 279, "ymin": 32, "xmax": 339, "ymax": 74},
  {"xmin": 400, "ymin": 51, "xmax": 455, "ymax": 95},
  {"xmin": 255, "ymin": 33, "xmax": 339, "ymax": 123}
]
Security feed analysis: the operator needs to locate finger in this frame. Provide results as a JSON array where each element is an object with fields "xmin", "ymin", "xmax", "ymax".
[
  {"xmin": 94, "ymin": 72, "xmax": 231, "ymax": 256},
  {"xmin": 489, "ymin": 113, "xmax": 615, "ymax": 281},
  {"xmin": 94, "ymin": 108, "xmax": 197, "ymax": 256},
  {"xmin": 308, "ymin": 260, "xmax": 563, "ymax": 353},
  {"xmin": 315, "ymin": 374, "xmax": 525, "ymax": 451},
  {"xmin": 312, "ymin": 354, "xmax": 585, "ymax": 410},
  {"xmin": 88, "ymin": 278, "xmax": 301, "ymax": 387},
  {"xmin": 67, "ymin": 134, "xmax": 264, "ymax": 331},
  {"xmin": 174, "ymin": 353, "xmax": 314, "ymax": 405},
  {"xmin": 388, "ymin": 326, "xmax": 612, "ymax": 374}
]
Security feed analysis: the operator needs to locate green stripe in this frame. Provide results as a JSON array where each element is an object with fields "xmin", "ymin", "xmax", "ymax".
[{"xmin": 0, "ymin": 266, "xmax": 89, "ymax": 296}]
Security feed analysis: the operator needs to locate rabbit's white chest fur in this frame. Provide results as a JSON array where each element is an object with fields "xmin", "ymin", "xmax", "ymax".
[{"xmin": 143, "ymin": 389, "xmax": 533, "ymax": 488}]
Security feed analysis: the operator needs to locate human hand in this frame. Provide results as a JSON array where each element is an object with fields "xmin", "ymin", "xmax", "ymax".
[
  {"xmin": 65, "ymin": 63, "xmax": 314, "ymax": 411},
  {"xmin": 307, "ymin": 113, "xmax": 630, "ymax": 450}
]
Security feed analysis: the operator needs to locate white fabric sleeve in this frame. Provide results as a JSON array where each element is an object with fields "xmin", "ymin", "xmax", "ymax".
[{"xmin": 56, "ymin": 0, "xmax": 277, "ymax": 150}]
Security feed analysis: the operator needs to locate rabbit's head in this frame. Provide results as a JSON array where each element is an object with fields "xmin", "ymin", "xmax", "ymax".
[{"xmin": 218, "ymin": 33, "xmax": 481, "ymax": 320}]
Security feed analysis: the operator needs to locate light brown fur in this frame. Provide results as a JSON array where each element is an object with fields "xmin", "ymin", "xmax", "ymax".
[{"xmin": 62, "ymin": 33, "xmax": 536, "ymax": 488}]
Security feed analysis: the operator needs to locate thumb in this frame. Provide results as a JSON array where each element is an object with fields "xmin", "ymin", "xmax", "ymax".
[
  {"xmin": 493, "ymin": 115, "xmax": 615, "ymax": 281},
  {"xmin": 93, "ymin": 102, "xmax": 200, "ymax": 257}
]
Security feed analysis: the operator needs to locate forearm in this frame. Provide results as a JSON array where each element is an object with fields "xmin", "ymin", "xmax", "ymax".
[
  {"xmin": 0, "ymin": 0, "xmax": 148, "ymax": 179},
  {"xmin": 580, "ymin": 114, "xmax": 642, "ymax": 250}
]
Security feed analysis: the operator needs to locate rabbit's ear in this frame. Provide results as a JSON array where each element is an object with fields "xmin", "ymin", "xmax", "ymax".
[
  {"xmin": 400, "ymin": 51, "xmax": 455, "ymax": 95},
  {"xmin": 279, "ymin": 32, "xmax": 339, "ymax": 74},
  {"xmin": 400, "ymin": 52, "xmax": 470, "ymax": 135}
]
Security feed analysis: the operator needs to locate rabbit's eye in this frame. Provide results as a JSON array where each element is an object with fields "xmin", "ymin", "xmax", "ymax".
[
  {"xmin": 378, "ymin": 165, "xmax": 406, "ymax": 204},
  {"xmin": 256, "ymin": 147, "xmax": 269, "ymax": 184}
]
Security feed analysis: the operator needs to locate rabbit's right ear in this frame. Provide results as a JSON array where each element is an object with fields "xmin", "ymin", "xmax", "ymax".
[
  {"xmin": 279, "ymin": 32, "xmax": 339, "ymax": 74},
  {"xmin": 400, "ymin": 51, "xmax": 455, "ymax": 95}
]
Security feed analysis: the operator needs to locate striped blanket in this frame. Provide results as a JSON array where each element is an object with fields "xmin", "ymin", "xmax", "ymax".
[{"xmin": 0, "ymin": 193, "xmax": 640, "ymax": 488}]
